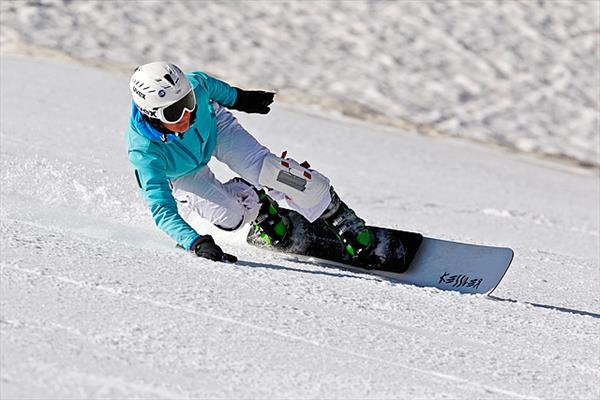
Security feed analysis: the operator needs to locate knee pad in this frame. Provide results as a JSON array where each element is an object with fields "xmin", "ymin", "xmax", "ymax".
[{"xmin": 258, "ymin": 153, "xmax": 330, "ymax": 209}]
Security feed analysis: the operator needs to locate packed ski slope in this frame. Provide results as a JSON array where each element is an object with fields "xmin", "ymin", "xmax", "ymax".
[{"xmin": 1, "ymin": 56, "xmax": 599, "ymax": 399}]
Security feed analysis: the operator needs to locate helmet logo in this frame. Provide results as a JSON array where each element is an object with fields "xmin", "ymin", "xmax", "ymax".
[
  {"xmin": 132, "ymin": 86, "xmax": 146, "ymax": 99},
  {"xmin": 158, "ymin": 89, "xmax": 166, "ymax": 97},
  {"xmin": 139, "ymin": 107, "xmax": 157, "ymax": 118}
]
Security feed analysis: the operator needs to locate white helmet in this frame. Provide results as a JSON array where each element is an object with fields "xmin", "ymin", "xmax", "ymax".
[{"xmin": 130, "ymin": 61, "xmax": 196, "ymax": 124}]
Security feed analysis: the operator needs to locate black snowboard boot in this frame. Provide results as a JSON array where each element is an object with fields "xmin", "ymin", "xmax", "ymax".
[
  {"xmin": 252, "ymin": 190, "xmax": 289, "ymax": 246},
  {"xmin": 319, "ymin": 187, "xmax": 376, "ymax": 261}
]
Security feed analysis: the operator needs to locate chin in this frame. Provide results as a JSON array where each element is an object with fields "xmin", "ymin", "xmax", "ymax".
[{"xmin": 166, "ymin": 123, "xmax": 189, "ymax": 133}]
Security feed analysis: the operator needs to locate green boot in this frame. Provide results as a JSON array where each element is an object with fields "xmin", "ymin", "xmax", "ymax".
[
  {"xmin": 320, "ymin": 187, "xmax": 375, "ymax": 259},
  {"xmin": 252, "ymin": 190, "xmax": 289, "ymax": 246}
]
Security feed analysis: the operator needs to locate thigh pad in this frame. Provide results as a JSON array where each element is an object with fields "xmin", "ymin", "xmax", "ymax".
[{"xmin": 258, "ymin": 153, "xmax": 330, "ymax": 209}]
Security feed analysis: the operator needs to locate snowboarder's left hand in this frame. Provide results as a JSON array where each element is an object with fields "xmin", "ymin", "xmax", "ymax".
[{"xmin": 230, "ymin": 88, "xmax": 275, "ymax": 114}]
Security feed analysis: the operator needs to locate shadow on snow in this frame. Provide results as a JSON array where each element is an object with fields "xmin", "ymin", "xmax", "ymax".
[{"xmin": 236, "ymin": 258, "xmax": 600, "ymax": 320}]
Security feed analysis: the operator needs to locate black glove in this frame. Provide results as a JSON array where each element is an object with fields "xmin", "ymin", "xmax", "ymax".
[
  {"xmin": 230, "ymin": 87, "xmax": 275, "ymax": 114},
  {"xmin": 191, "ymin": 235, "xmax": 237, "ymax": 263}
]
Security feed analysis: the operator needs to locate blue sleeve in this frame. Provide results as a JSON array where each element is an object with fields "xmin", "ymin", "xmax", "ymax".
[
  {"xmin": 189, "ymin": 71, "xmax": 237, "ymax": 106},
  {"xmin": 128, "ymin": 150, "xmax": 200, "ymax": 250}
]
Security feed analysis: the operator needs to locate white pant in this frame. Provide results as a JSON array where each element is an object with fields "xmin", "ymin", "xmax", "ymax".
[{"xmin": 172, "ymin": 104, "xmax": 331, "ymax": 230}]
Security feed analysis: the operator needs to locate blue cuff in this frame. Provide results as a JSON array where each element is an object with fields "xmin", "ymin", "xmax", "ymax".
[{"xmin": 185, "ymin": 234, "xmax": 202, "ymax": 251}]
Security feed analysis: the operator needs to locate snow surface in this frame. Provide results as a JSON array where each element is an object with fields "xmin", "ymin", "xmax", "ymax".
[
  {"xmin": 1, "ymin": 0, "xmax": 599, "ymax": 166},
  {"xmin": 1, "ymin": 55, "xmax": 599, "ymax": 399}
]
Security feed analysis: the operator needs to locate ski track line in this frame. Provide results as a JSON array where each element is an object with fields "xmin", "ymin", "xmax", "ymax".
[{"xmin": 2, "ymin": 263, "xmax": 540, "ymax": 400}]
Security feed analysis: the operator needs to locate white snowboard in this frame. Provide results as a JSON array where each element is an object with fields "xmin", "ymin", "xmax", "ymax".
[{"xmin": 302, "ymin": 238, "xmax": 514, "ymax": 295}]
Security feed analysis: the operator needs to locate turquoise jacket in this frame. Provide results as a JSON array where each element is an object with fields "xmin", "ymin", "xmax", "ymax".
[{"xmin": 126, "ymin": 72, "xmax": 238, "ymax": 250}]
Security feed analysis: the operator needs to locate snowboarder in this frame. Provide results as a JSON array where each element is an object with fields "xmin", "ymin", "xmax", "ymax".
[{"xmin": 126, "ymin": 61, "xmax": 376, "ymax": 263}]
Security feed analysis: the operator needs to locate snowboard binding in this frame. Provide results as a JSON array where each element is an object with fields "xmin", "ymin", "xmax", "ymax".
[
  {"xmin": 250, "ymin": 186, "xmax": 384, "ymax": 268},
  {"xmin": 319, "ymin": 187, "xmax": 379, "ymax": 265},
  {"xmin": 251, "ymin": 190, "xmax": 289, "ymax": 246}
]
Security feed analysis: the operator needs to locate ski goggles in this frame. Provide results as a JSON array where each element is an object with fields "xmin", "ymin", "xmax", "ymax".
[{"xmin": 157, "ymin": 89, "xmax": 196, "ymax": 124}]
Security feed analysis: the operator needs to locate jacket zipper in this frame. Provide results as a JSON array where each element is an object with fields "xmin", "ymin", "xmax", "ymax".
[{"xmin": 174, "ymin": 139, "xmax": 200, "ymax": 166}]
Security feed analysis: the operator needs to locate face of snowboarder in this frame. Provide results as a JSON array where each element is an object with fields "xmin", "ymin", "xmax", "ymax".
[{"xmin": 162, "ymin": 110, "xmax": 191, "ymax": 133}]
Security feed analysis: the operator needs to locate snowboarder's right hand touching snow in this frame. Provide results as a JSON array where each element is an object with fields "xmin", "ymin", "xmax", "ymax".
[{"xmin": 191, "ymin": 235, "xmax": 237, "ymax": 263}]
